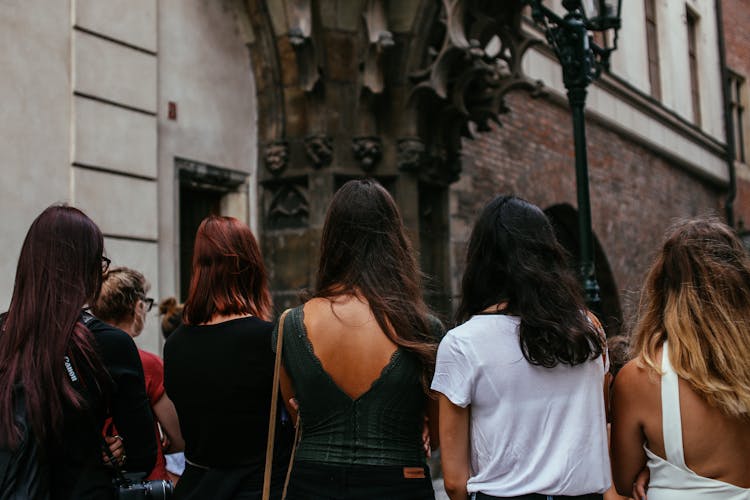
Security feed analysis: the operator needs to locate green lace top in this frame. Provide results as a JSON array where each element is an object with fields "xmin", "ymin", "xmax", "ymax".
[{"xmin": 272, "ymin": 305, "xmax": 440, "ymax": 466}]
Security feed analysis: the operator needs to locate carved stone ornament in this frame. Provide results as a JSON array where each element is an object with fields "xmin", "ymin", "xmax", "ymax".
[
  {"xmin": 286, "ymin": 0, "xmax": 321, "ymax": 92},
  {"xmin": 263, "ymin": 140, "xmax": 289, "ymax": 176},
  {"xmin": 304, "ymin": 135, "xmax": 333, "ymax": 169},
  {"xmin": 409, "ymin": 0, "xmax": 543, "ymax": 183},
  {"xmin": 352, "ymin": 136, "xmax": 383, "ymax": 172},
  {"xmin": 267, "ymin": 183, "xmax": 310, "ymax": 229},
  {"xmin": 362, "ymin": 0, "xmax": 394, "ymax": 94},
  {"xmin": 397, "ymin": 137, "xmax": 426, "ymax": 172}
]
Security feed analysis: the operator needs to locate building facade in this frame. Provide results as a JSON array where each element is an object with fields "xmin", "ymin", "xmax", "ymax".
[
  {"xmin": 1, "ymin": 0, "xmax": 258, "ymax": 352},
  {"xmin": 722, "ymin": 0, "xmax": 750, "ymax": 233},
  {"xmin": 0, "ymin": 0, "xmax": 737, "ymax": 352}
]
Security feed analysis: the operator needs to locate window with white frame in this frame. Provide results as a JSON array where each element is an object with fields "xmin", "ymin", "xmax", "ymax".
[
  {"xmin": 686, "ymin": 7, "xmax": 701, "ymax": 125},
  {"xmin": 644, "ymin": 0, "xmax": 661, "ymax": 100}
]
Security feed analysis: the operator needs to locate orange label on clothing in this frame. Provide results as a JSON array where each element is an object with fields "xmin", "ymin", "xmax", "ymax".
[{"xmin": 403, "ymin": 467, "xmax": 425, "ymax": 479}]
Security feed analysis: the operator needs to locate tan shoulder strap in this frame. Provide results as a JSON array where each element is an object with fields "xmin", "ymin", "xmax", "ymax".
[
  {"xmin": 586, "ymin": 309, "xmax": 608, "ymax": 367},
  {"xmin": 262, "ymin": 308, "xmax": 291, "ymax": 500}
]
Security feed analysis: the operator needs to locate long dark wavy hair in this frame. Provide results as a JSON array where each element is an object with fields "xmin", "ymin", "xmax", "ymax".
[
  {"xmin": 456, "ymin": 196, "xmax": 603, "ymax": 367},
  {"xmin": 313, "ymin": 179, "xmax": 437, "ymax": 392},
  {"xmin": 183, "ymin": 216, "xmax": 272, "ymax": 324},
  {"xmin": 0, "ymin": 205, "xmax": 108, "ymax": 448}
]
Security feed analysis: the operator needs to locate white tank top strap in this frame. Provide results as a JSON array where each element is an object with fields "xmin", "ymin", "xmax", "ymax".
[{"xmin": 661, "ymin": 340, "xmax": 687, "ymax": 468}]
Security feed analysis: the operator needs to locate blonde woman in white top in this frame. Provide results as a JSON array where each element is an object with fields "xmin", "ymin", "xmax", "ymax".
[{"xmin": 611, "ymin": 218, "xmax": 750, "ymax": 499}]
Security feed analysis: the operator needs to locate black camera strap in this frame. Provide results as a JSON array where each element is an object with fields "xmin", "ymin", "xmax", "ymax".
[{"xmin": 63, "ymin": 321, "xmax": 132, "ymax": 489}]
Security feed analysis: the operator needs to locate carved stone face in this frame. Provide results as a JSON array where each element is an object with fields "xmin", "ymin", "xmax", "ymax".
[
  {"xmin": 304, "ymin": 135, "xmax": 333, "ymax": 169},
  {"xmin": 397, "ymin": 137, "xmax": 426, "ymax": 172},
  {"xmin": 352, "ymin": 137, "xmax": 382, "ymax": 171},
  {"xmin": 264, "ymin": 142, "xmax": 289, "ymax": 175}
]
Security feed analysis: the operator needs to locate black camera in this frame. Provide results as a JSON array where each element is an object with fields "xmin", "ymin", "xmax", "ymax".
[{"xmin": 117, "ymin": 479, "xmax": 174, "ymax": 500}]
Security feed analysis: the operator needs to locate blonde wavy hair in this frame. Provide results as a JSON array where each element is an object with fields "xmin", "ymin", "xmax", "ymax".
[
  {"xmin": 632, "ymin": 217, "xmax": 750, "ymax": 417},
  {"xmin": 92, "ymin": 267, "xmax": 150, "ymax": 324}
]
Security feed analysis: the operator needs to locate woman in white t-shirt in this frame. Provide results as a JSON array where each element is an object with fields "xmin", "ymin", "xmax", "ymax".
[{"xmin": 432, "ymin": 195, "xmax": 611, "ymax": 500}]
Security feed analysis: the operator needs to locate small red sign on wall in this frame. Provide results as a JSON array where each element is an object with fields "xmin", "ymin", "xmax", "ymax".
[{"xmin": 168, "ymin": 101, "xmax": 177, "ymax": 120}]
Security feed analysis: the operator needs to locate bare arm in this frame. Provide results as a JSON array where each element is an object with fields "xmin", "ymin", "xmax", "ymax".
[
  {"xmin": 604, "ymin": 371, "xmax": 613, "ymax": 423},
  {"xmin": 438, "ymin": 393, "xmax": 471, "ymax": 500},
  {"xmin": 152, "ymin": 392, "xmax": 184, "ymax": 453},
  {"xmin": 279, "ymin": 366, "xmax": 298, "ymax": 421},
  {"xmin": 427, "ymin": 392, "xmax": 440, "ymax": 451},
  {"xmin": 610, "ymin": 360, "xmax": 648, "ymax": 495}
]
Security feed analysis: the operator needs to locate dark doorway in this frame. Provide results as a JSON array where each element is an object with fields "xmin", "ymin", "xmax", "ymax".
[
  {"xmin": 419, "ymin": 182, "xmax": 450, "ymax": 320},
  {"xmin": 177, "ymin": 158, "xmax": 248, "ymax": 301},
  {"xmin": 179, "ymin": 184, "xmax": 221, "ymax": 301},
  {"xmin": 544, "ymin": 204, "xmax": 623, "ymax": 336}
]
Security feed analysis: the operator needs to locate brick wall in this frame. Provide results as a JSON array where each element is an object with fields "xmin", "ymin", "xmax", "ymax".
[
  {"xmin": 452, "ymin": 91, "xmax": 722, "ymax": 333},
  {"xmin": 723, "ymin": 0, "xmax": 750, "ymax": 76},
  {"xmin": 722, "ymin": 0, "xmax": 750, "ymax": 229}
]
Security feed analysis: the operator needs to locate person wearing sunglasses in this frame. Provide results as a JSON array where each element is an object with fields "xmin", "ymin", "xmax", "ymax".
[{"xmin": 91, "ymin": 267, "xmax": 184, "ymax": 483}]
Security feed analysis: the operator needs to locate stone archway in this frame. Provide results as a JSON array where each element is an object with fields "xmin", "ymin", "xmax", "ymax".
[
  {"xmin": 545, "ymin": 203, "xmax": 624, "ymax": 336},
  {"xmin": 240, "ymin": 0, "xmax": 539, "ymax": 315}
]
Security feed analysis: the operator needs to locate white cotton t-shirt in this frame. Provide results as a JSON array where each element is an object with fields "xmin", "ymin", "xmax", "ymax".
[{"xmin": 431, "ymin": 314, "xmax": 611, "ymax": 497}]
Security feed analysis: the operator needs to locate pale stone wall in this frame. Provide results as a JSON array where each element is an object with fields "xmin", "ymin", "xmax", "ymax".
[
  {"xmin": 0, "ymin": 0, "xmax": 72, "ymax": 310},
  {"xmin": 656, "ymin": 0, "xmax": 724, "ymax": 139},
  {"xmin": 0, "ymin": 0, "xmax": 258, "ymax": 356},
  {"xmin": 610, "ymin": 0, "xmax": 650, "ymax": 94},
  {"xmin": 71, "ymin": 0, "xmax": 161, "ymax": 352},
  {"xmin": 156, "ymin": 0, "xmax": 258, "ymax": 328}
]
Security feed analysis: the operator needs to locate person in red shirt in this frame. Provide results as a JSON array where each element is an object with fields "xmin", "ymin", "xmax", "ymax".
[{"xmin": 92, "ymin": 267, "xmax": 184, "ymax": 482}]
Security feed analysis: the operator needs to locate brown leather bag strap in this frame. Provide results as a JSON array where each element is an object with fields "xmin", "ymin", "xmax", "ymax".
[
  {"xmin": 282, "ymin": 413, "xmax": 301, "ymax": 499},
  {"xmin": 262, "ymin": 308, "xmax": 291, "ymax": 500}
]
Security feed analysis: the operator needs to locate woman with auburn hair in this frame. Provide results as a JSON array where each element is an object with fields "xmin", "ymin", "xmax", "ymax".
[
  {"xmin": 91, "ymin": 267, "xmax": 184, "ymax": 483},
  {"xmin": 611, "ymin": 218, "xmax": 750, "ymax": 499},
  {"xmin": 0, "ymin": 205, "xmax": 156, "ymax": 499},
  {"xmin": 433, "ymin": 195, "xmax": 610, "ymax": 500},
  {"xmin": 164, "ymin": 216, "xmax": 292, "ymax": 500},
  {"xmin": 274, "ymin": 179, "xmax": 442, "ymax": 499}
]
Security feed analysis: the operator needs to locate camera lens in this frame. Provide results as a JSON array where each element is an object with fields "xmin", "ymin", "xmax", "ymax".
[{"xmin": 145, "ymin": 479, "xmax": 174, "ymax": 499}]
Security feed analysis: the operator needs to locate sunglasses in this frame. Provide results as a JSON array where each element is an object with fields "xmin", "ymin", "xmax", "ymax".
[{"xmin": 101, "ymin": 256, "xmax": 112, "ymax": 273}]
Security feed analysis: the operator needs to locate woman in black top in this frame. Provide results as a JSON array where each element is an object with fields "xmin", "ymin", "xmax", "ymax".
[
  {"xmin": 0, "ymin": 205, "xmax": 156, "ymax": 499},
  {"xmin": 164, "ymin": 216, "xmax": 292, "ymax": 500}
]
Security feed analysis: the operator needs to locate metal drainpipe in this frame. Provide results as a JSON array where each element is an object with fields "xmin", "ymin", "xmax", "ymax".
[{"xmin": 715, "ymin": 0, "xmax": 737, "ymax": 227}]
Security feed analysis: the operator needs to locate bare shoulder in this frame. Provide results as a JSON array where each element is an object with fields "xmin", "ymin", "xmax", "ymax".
[
  {"xmin": 303, "ymin": 297, "xmax": 331, "ymax": 315},
  {"xmin": 614, "ymin": 358, "xmax": 658, "ymax": 399}
]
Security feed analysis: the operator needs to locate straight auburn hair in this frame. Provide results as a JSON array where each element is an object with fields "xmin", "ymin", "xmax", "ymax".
[
  {"xmin": 0, "ymin": 205, "xmax": 108, "ymax": 448},
  {"xmin": 632, "ymin": 217, "xmax": 750, "ymax": 416},
  {"xmin": 183, "ymin": 216, "xmax": 271, "ymax": 324},
  {"xmin": 313, "ymin": 179, "xmax": 437, "ymax": 393}
]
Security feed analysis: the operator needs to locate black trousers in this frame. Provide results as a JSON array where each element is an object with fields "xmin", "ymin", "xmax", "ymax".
[
  {"xmin": 175, "ymin": 462, "xmax": 285, "ymax": 500},
  {"xmin": 284, "ymin": 461, "xmax": 435, "ymax": 500},
  {"xmin": 475, "ymin": 493, "xmax": 603, "ymax": 500}
]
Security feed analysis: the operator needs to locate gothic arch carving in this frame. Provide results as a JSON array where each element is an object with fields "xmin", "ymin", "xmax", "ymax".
[{"xmin": 240, "ymin": 1, "xmax": 538, "ymax": 312}]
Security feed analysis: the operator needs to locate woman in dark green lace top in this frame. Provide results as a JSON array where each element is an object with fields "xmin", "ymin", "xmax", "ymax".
[{"xmin": 274, "ymin": 179, "xmax": 442, "ymax": 499}]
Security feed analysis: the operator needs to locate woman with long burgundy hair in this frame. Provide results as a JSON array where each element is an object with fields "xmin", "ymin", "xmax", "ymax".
[
  {"xmin": 0, "ymin": 205, "xmax": 156, "ymax": 499},
  {"xmin": 275, "ymin": 179, "xmax": 441, "ymax": 499},
  {"xmin": 163, "ymin": 216, "xmax": 293, "ymax": 500}
]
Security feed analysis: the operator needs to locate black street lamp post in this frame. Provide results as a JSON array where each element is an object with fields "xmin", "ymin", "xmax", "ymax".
[{"xmin": 524, "ymin": 0, "xmax": 623, "ymax": 310}]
